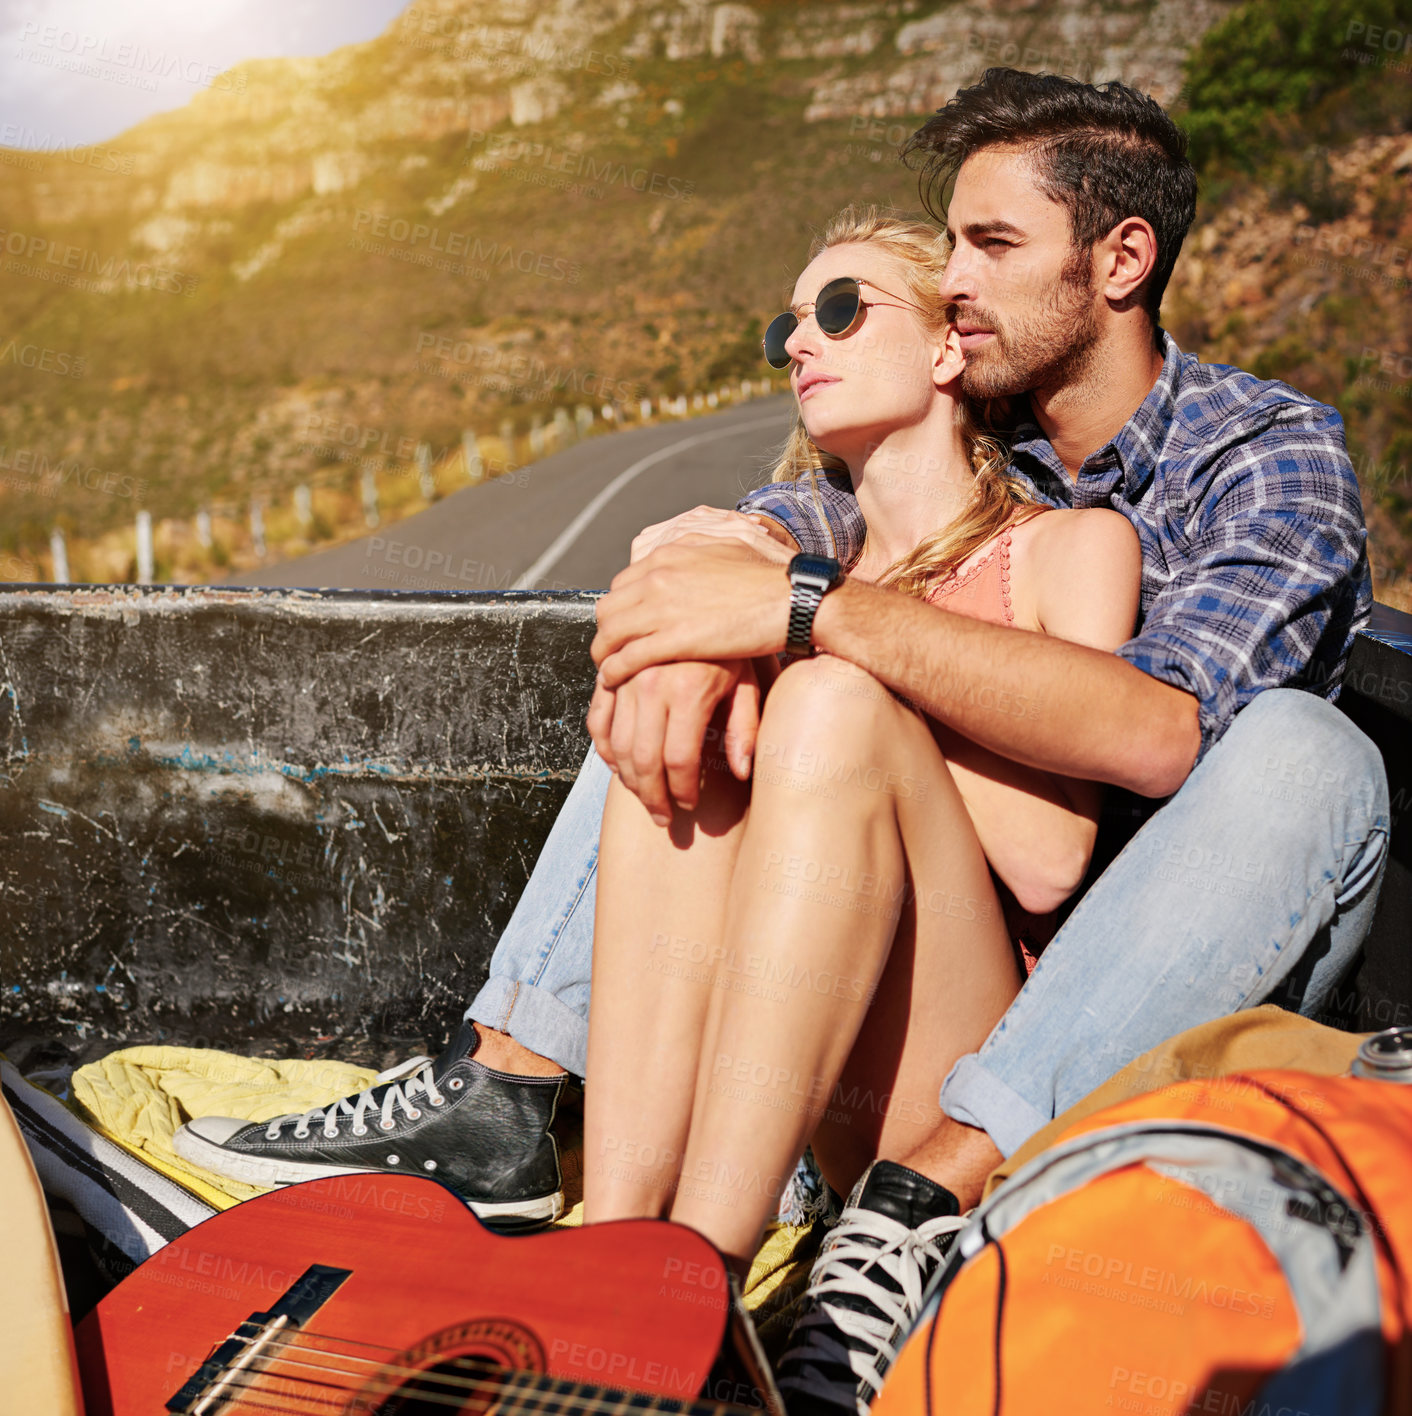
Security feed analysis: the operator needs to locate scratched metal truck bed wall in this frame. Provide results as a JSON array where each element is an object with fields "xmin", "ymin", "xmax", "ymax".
[
  {"xmin": 0, "ymin": 587, "xmax": 598, "ymax": 1055},
  {"xmin": 0, "ymin": 588, "xmax": 1408, "ymax": 1061},
  {"xmin": 1336, "ymin": 603, "xmax": 1412, "ymax": 1034}
]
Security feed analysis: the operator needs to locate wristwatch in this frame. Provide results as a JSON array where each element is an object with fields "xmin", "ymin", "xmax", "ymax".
[{"xmin": 785, "ymin": 553, "xmax": 844, "ymax": 658}]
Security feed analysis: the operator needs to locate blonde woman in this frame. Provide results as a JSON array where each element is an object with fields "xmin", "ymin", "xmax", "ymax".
[{"xmin": 581, "ymin": 205, "xmax": 1141, "ymax": 1279}]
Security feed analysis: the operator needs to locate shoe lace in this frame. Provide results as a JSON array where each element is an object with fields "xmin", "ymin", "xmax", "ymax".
[
  {"xmin": 264, "ymin": 1054, "xmax": 445, "ymax": 1141},
  {"xmin": 777, "ymin": 1205, "xmax": 967, "ymax": 1413}
]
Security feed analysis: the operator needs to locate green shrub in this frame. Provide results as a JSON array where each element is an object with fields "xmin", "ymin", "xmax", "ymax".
[{"xmin": 1178, "ymin": 0, "xmax": 1406, "ymax": 173}]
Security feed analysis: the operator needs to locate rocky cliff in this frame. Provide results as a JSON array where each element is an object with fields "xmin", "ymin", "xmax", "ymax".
[{"xmin": 2, "ymin": 0, "xmax": 1406, "ymax": 606}]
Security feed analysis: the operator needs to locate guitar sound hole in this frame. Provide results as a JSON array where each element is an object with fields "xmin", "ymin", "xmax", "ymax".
[{"xmin": 347, "ymin": 1318, "xmax": 547, "ymax": 1416}]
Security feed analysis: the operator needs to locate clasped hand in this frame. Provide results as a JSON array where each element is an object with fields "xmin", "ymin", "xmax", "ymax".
[{"xmin": 587, "ymin": 513, "xmax": 795, "ymax": 824}]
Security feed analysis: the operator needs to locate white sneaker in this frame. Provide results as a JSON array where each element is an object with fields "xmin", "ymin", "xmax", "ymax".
[{"xmin": 775, "ymin": 1160, "xmax": 966, "ymax": 1416}]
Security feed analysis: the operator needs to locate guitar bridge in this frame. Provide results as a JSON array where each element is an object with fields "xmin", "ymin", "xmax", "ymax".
[{"xmin": 165, "ymin": 1264, "xmax": 352, "ymax": 1414}]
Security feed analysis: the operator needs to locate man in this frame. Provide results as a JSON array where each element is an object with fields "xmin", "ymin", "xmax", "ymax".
[{"xmin": 179, "ymin": 69, "xmax": 1388, "ymax": 1416}]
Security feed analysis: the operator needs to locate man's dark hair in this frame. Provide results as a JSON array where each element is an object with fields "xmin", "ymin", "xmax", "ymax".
[{"xmin": 902, "ymin": 68, "xmax": 1197, "ymax": 320}]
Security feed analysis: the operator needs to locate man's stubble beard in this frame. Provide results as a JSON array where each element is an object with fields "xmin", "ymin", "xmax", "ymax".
[{"xmin": 958, "ymin": 248, "xmax": 1102, "ymax": 402}]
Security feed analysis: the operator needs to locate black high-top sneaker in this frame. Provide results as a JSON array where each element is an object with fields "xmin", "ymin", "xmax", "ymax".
[
  {"xmin": 174, "ymin": 1022, "xmax": 566, "ymax": 1229},
  {"xmin": 774, "ymin": 1160, "xmax": 967, "ymax": 1416}
]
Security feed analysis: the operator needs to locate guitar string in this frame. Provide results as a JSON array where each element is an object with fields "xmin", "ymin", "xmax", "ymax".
[
  {"xmin": 210, "ymin": 1373, "xmax": 548, "ymax": 1414},
  {"xmin": 202, "ymin": 1345, "xmax": 730, "ymax": 1416},
  {"xmin": 197, "ymin": 1385, "xmax": 606, "ymax": 1416},
  {"xmin": 213, "ymin": 1379, "xmax": 694, "ymax": 1416},
  {"xmin": 218, "ymin": 1327, "xmax": 728, "ymax": 1415},
  {"xmin": 215, "ymin": 1352, "xmax": 701, "ymax": 1410},
  {"xmin": 204, "ymin": 1364, "xmax": 666, "ymax": 1416}
]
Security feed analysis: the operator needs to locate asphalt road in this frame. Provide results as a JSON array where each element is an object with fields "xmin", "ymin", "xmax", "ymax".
[{"xmin": 233, "ymin": 395, "xmax": 797, "ymax": 593}]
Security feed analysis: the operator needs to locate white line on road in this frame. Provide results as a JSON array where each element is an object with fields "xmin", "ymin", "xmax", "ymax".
[{"xmin": 511, "ymin": 413, "xmax": 788, "ymax": 590}]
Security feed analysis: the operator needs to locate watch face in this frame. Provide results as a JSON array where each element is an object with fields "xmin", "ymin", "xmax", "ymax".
[{"xmin": 789, "ymin": 554, "xmax": 840, "ymax": 584}]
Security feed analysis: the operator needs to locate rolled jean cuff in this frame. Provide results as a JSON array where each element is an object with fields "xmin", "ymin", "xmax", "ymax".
[
  {"xmin": 466, "ymin": 976, "xmax": 589, "ymax": 1079},
  {"xmin": 939, "ymin": 1054, "xmax": 1050, "ymax": 1160}
]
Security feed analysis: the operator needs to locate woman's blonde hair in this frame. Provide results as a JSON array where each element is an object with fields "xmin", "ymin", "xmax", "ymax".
[{"xmin": 764, "ymin": 204, "xmax": 1041, "ymax": 599}]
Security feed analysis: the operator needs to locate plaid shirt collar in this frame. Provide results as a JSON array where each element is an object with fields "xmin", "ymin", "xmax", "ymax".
[{"xmin": 1008, "ymin": 331, "xmax": 1181, "ymax": 507}]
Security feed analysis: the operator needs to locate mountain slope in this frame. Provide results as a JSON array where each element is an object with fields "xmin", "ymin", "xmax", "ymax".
[{"xmin": 4, "ymin": 0, "xmax": 1407, "ymax": 609}]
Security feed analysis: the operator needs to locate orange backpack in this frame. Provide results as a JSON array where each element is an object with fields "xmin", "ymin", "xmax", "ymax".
[{"xmin": 874, "ymin": 1070, "xmax": 1412, "ymax": 1416}]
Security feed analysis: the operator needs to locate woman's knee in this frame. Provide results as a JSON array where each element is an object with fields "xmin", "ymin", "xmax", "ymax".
[
  {"xmin": 760, "ymin": 654, "xmax": 897, "ymax": 735},
  {"xmin": 755, "ymin": 658, "xmax": 900, "ymax": 773}
]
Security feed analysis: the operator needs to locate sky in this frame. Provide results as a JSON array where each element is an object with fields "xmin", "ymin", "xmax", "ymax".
[{"xmin": 0, "ymin": 0, "xmax": 410, "ymax": 149}]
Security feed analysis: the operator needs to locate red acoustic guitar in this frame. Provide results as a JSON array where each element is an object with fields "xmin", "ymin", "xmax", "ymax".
[{"xmin": 75, "ymin": 1174, "xmax": 778, "ymax": 1416}]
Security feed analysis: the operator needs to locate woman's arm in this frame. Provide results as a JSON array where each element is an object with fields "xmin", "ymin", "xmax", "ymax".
[{"xmin": 932, "ymin": 509, "xmax": 1142, "ymax": 915}]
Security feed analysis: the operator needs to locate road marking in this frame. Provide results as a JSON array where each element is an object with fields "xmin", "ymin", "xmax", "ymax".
[{"xmin": 511, "ymin": 413, "xmax": 788, "ymax": 590}]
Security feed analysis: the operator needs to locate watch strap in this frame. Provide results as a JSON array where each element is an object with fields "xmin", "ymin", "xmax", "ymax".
[
  {"xmin": 785, "ymin": 555, "xmax": 841, "ymax": 657},
  {"xmin": 786, "ymin": 582, "xmax": 827, "ymax": 657}
]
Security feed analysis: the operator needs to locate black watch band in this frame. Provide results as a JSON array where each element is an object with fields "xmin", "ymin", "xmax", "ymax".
[{"xmin": 785, "ymin": 554, "xmax": 842, "ymax": 657}]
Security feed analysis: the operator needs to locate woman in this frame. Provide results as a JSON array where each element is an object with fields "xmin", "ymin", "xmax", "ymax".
[{"xmin": 581, "ymin": 207, "xmax": 1140, "ymax": 1273}]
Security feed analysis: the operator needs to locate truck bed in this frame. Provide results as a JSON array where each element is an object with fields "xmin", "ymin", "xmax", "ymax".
[{"xmin": 0, "ymin": 587, "xmax": 1407, "ymax": 1071}]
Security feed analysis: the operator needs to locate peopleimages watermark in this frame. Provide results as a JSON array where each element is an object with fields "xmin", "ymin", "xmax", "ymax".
[
  {"xmin": 0, "ymin": 124, "xmax": 136, "ymax": 174},
  {"xmin": 414, "ymin": 333, "xmax": 639, "ymax": 404},
  {"xmin": 296, "ymin": 414, "xmax": 528, "ymax": 487},
  {"xmin": 0, "ymin": 444, "xmax": 147, "ymax": 500},
  {"xmin": 349, "ymin": 210, "xmax": 581, "ymax": 283},
  {"xmin": 708, "ymin": 1050, "xmax": 935, "ymax": 1127},
  {"xmin": 210, "ymin": 824, "xmax": 418, "ymax": 894},
  {"xmin": 15, "ymin": 21, "xmax": 248, "ymax": 93},
  {"xmin": 648, "ymin": 932, "xmax": 872, "ymax": 1005},
  {"xmin": 1291, "ymin": 224, "xmax": 1410, "ymax": 291},
  {"xmin": 755, "ymin": 738, "xmax": 930, "ymax": 801},
  {"xmin": 759, "ymin": 847, "xmax": 989, "ymax": 925},
  {"xmin": 398, "ymin": 7, "xmax": 633, "ymax": 76},
  {"xmin": 1343, "ymin": 18, "xmax": 1412, "ymax": 72},
  {"xmin": 361, "ymin": 535, "xmax": 575, "ymax": 592},
  {"xmin": 594, "ymin": 1131, "xmax": 793, "ymax": 1209},
  {"xmin": 464, "ymin": 131, "xmax": 695, "ymax": 203},
  {"xmin": 1353, "ymin": 447, "xmax": 1411, "ymax": 496},
  {"xmin": 1354, "ymin": 345, "xmax": 1412, "ymax": 395},
  {"xmin": 1042, "ymin": 1242, "xmax": 1278, "ymax": 1320},
  {"xmin": 0, "ymin": 552, "xmax": 38, "ymax": 581},
  {"xmin": 0, "ymin": 226, "xmax": 198, "ymax": 297},
  {"xmin": 0, "ymin": 337, "xmax": 86, "ymax": 379},
  {"xmin": 299, "ymin": 413, "xmax": 442, "ymax": 466}
]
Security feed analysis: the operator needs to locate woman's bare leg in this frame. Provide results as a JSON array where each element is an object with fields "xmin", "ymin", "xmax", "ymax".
[
  {"xmin": 669, "ymin": 657, "xmax": 1019, "ymax": 1266},
  {"xmin": 808, "ymin": 882, "xmax": 1018, "ymax": 1197},
  {"xmin": 582, "ymin": 759, "xmax": 751, "ymax": 1221}
]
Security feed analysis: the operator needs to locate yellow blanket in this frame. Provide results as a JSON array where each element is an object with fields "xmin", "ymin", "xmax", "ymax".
[
  {"xmin": 71, "ymin": 1045, "xmax": 379, "ymax": 1208},
  {"xmin": 70, "ymin": 1044, "xmax": 817, "ymax": 1331}
]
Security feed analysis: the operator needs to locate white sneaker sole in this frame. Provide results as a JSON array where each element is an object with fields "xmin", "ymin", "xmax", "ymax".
[{"xmin": 172, "ymin": 1126, "xmax": 565, "ymax": 1225}]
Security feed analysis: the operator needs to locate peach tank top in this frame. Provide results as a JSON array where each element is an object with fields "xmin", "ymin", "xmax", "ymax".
[{"xmin": 921, "ymin": 511, "xmax": 1050, "ymax": 624}]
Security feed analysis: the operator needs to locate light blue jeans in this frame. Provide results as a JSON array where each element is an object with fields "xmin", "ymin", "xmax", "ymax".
[{"xmin": 466, "ymin": 689, "xmax": 1390, "ymax": 1158}]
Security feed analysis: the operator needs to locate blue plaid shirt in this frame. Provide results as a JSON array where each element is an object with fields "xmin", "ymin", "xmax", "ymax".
[{"xmin": 738, "ymin": 332, "xmax": 1372, "ymax": 763}]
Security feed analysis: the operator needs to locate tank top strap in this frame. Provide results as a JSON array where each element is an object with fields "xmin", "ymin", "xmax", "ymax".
[
  {"xmin": 925, "ymin": 508, "xmax": 1050, "ymax": 626},
  {"xmin": 997, "ymin": 522, "xmax": 1014, "ymax": 624}
]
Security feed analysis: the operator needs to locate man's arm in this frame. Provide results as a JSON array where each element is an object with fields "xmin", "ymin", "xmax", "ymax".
[
  {"xmin": 593, "ymin": 537, "xmax": 1199, "ymax": 798},
  {"xmin": 595, "ymin": 409, "xmax": 1370, "ymax": 799},
  {"xmin": 735, "ymin": 468, "xmax": 863, "ymax": 562},
  {"xmin": 1111, "ymin": 417, "xmax": 1371, "ymax": 761},
  {"xmin": 812, "ymin": 581, "xmax": 1200, "ymax": 798}
]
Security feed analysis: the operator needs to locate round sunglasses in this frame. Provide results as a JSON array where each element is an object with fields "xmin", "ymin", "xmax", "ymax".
[{"xmin": 762, "ymin": 276, "xmax": 924, "ymax": 369}]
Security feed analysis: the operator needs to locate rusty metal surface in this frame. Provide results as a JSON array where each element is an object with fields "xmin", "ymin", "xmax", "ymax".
[
  {"xmin": 0, "ymin": 587, "xmax": 598, "ymax": 1057},
  {"xmin": 0, "ymin": 587, "xmax": 1408, "ymax": 1063}
]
